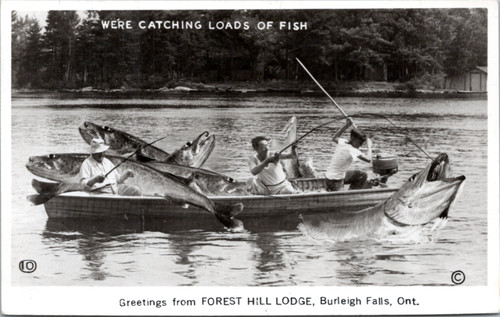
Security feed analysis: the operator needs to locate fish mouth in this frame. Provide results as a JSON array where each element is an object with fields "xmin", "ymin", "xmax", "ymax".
[
  {"xmin": 190, "ymin": 131, "xmax": 216, "ymax": 167},
  {"xmin": 427, "ymin": 153, "xmax": 450, "ymax": 181},
  {"xmin": 191, "ymin": 131, "xmax": 210, "ymax": 151},
  {"xmin": 79, "ymin": 121, "xmax": 101, "ymax": 144},
  {"xmin": 412, "ymin": 153, "xmax": 465, "ymax": 186},
  {"xmin": 385, "ymin": 153, "xmax": 466, "ymax": 226},
  {"xmin": 26, "ymin": 156, "xmax": 52, "ymax": 171},
  {"xmin": 26, "ymin": 157, "xmax": 57, "ymax": 181}
]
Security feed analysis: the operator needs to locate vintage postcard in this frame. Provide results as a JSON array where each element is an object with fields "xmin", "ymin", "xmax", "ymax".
[{"xmin": 1, "ymin": 0, "xmax": 499, "ymax": 315}]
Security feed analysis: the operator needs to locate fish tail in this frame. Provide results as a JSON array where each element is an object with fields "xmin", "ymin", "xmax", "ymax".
[
  {"xmin": 27, "ymin": 193, "xmax": 54, "ymax": 205},
  {"xmin": 29, "ymin": 182, "xmax": 81, "ymax": 205},
  {"xmin": 212, "ymin": 203, "xmax": 245, "ymax": 231},
  {"xmin": 32, "ymin": 179, "xmax": 60, "ymax": 194},
  {"xmin": 214, "ymin": 202, "xmax": 244, "ymax": 217},
  {"xmin": 214, "ymin": 213, "xmax": 245, "ymax": 232}
]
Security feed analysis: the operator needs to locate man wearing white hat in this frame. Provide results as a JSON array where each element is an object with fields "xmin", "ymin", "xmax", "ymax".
[{"xmin": 79, "ymin": 138, "xmax": 141, "ymax": 196}]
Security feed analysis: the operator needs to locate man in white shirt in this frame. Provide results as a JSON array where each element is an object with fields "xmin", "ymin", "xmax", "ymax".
[
  {"xmin": 247, "ymin": 136, "xmax": 298, "ymax": 195},
  {"xmin": 325, "ymin": 118, "xmax": 372, "ymax": 191},
  {"xmin": 79, "ymin": 138, "xmax": 141, "ymax": 196}
]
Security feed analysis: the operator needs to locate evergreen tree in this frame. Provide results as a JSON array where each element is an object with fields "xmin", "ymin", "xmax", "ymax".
[
  {"xmin": 43, "ymin": 11, "xmax": 80, "ymax": 87},
  {"xmin": 12, "ymin": 8, "xmax": 488, "ymax": 89},
  {"xmin": 21, "ymin": 19, "xmax": 44, "ymax": 87}
]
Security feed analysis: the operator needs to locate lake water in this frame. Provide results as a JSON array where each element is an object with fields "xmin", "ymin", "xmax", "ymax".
[{"xmin": 9, "ymin": 95, "xmax": 488, "ymax": 286}]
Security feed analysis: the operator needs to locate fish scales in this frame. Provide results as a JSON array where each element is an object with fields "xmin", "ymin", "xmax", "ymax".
[
  {"xmin": 270, "ymin": 116, "xmax": 301, "ymax": 178},
  {"xmin": 26, "ymin": 153, "xmax": 244, "ymax": 230},
  {"xmin": 79, "ymin": 122, "xmax": 170, "ymax": 161},
  {"xmin": 79, "ymin": 122, "xmax": 215, "ymax": 167},
  {"xmin": 145, "ymin": 161, "xmax": 248, "ymax": 196},
  {"xmin": 299, "ymin": 153, "xmax": 465, "ymax": 240},
  {"xmin": 270, "ymin": 116, "xmax": 318, "ymax": 178}
]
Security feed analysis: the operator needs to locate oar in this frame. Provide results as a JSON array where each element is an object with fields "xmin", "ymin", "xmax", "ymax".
[
  {"xmin": 103, "ymin": 136, "xmax": 167, "ymax": 178},
  {"xmin": 296, "ymin": 58, "xmax": 357, "ymax": 128},
  {"xmin": 277, "ymin": 119, "xmax": 337, "ymax": 155}
]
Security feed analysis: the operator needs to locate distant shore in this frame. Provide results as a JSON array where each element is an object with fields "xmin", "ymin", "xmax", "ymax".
[{"xmin": 11, "ymin": 81, "xmax": 487, "ymax": 100}]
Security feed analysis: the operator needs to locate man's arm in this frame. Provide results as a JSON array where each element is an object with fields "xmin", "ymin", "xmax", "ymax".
[
  {"xmin": 249, "ymin": 155, "xmax": 277, "ymax": 175},
  {"xmin": 357, "ymin": 138, "xmax": 372, "ymax": 163},
  {"xmin": 86, "ymin": 175, "xmax": 106, "ymax": 187},
  {"xmin": 277, "ymin": 143, "xmax": 298, "ymax": 160},
  {"xmin": 79, "ymin": 160, "xmax": 105, "ymax": 188},
  {"xmin": 117, "ymin": 170, "xmax": 134, "ymax": 184},
  {"xmin": 332, "ymin": 118, "xmax": 353, "ymax": 143}
]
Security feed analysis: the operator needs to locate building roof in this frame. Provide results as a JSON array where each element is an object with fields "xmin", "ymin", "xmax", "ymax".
[
  {"xmin": 476, "ymin": 66, "xmax": 487, "ymax": 73},
  {"xmin": 445, "ymin": 66, "xmax": 487, "ymax": 78}
]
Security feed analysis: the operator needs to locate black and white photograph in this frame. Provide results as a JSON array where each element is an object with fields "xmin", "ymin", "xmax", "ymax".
[{"xmin": 2, "ymin": 1, "xmax": 499, "ymax": 315}]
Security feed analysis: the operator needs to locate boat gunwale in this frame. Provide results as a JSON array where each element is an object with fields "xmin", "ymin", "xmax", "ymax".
[{"xmin": 54, "ymin": 186, "xmax": 398, "ymax": 201}]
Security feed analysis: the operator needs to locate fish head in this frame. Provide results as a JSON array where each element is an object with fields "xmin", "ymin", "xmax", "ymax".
[
  {"xmin": 384, "ymin": 153, "xmax": 466, "ymax": 226},
  {"xmin": 79, "ymin": 122, "xmax": 134, "ymax": 156},
  {"xmin": 192, "ymin": 170, "xmax": 240, "ymax": 195},
  {"xmin": 223, "ymin": 179, "xmax": 250, "ymax": 195},
  {"xmin": 203, "ymin": 174, "xmax": 248, "ymax": 195},
  {"xmin": 26, "ymin": 153, "xmax": 84, "ymax": 182},
  {"xmin": 166, "ymin": 131, "xmax": 215, "ymax": 167}
]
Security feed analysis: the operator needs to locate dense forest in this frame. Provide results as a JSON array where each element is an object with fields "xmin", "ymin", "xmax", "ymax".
[{"xmin": 11, "ymin": 9, "xmax": 487, "ymax": 90}]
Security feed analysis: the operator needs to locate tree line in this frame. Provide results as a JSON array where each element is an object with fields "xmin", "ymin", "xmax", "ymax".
[{"xmin": 11, "ymin": 9, "xmax": 487, "ymax": 90}]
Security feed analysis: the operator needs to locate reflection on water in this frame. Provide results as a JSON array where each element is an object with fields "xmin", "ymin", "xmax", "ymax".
[{"xmin": 11, "ymin": 96, "xmax": 488, "ymax": 286}]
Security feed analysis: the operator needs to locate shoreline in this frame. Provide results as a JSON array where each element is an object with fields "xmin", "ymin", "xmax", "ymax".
[
  {"xmin": 11, "ymin": 80, "xmax": 487, "ymax": 100},
  {"xmin": 11, "ymin": 89, "xmax": 487, "ymax": 100}
]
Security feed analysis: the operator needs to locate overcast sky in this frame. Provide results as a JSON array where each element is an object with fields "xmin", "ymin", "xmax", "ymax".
[
  {"xmin": 16, "ymin": 11, "xmax": 86, "ymax": 29},
  {"xmin": 17, "ymin": 11, "xmax": 49, "ymax": 28}
]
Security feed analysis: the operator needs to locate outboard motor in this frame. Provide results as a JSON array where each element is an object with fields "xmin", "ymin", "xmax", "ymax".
[{"xmin": 371, "ymin": 153, "xmax": 398, "ymax": 186}]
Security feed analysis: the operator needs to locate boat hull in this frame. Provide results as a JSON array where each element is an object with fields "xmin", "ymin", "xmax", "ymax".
[{"xmin": 43, "ymin": 187, "xmax": 397, "ymax": 219}]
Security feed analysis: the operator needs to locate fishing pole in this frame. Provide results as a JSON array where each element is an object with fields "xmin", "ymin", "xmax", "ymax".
[
  {"xmin": 348, "ymin": 113, "xmax": 433, "ymax": 160},
  {"xmin": 103, "ymin": 136, "xmax": 167, "ymax": 178},
  {"xmin": 277, "ymin": 119, "xmax": 337, "ymax": 155},
  {"xmin": 296, "ymin": 58, "xmax": 432, "ymax": 160},
  {"xmin": 296, "ymin": 58, "xmax": 358, "ymax": 129}
]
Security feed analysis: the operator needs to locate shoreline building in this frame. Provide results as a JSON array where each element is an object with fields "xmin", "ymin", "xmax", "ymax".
[{"xmin": 442, "ymin": 66, "xmax": 487, "ymax": 92}]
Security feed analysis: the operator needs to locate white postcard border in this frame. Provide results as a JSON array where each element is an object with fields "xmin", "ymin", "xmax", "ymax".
[{"xmin": 2, "ymin": 0, "xmax": 499, "ymax": 315}]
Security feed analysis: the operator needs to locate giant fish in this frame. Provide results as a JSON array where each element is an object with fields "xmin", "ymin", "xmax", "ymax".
[
  {"xmin": 26, "ymin": 153, "xmax": 244, "ymax": 230},
  {"xmin": 144, "ymin": 162, "xmax": 248, "ymax": 196},
  {"xmin": 79, "ymin": 122, "xmax": 215, "ymax": 167},
  {"xmin": 270, "ymin": 116, "xmax": 301, "ymax": 178},
  {"xmin": 270, "ymin": 117, "xmax": 317, "ymax": 179},
  {"xmin": 298, "ymin": 153, "xmax": 465, "ymax": 240},
  {"xmin": 163, "ymin": 131, "xmax": 215, "ymax": 168}
]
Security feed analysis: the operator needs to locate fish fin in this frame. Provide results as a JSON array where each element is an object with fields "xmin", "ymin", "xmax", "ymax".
[
  {"xmin": 29, "ymin": 181, "xmax": 83, "ymax": 205},
  {"xmin": 135, "ymin": 153, "xmax": 155, "ymax": 162},
  {"xmin": 438, "ymin": 207, "xmax": 449, "ymax": 219},
  {"xmin": 161, "ymin": 194, "xmax": 188, "ymax": 206},
  {"xmin": 189, "ymin": 182, "xmax": 204, "ymax": 194},
  {"xmin": 164, "ymin": 152, "xmax": 178, "ymax": 164},
  {"xmin": 31, "ymin": 179, "xmax": 60, "ymax": 194},
  {"xmin": 159, "ymin": 171, "xmax": 192, "ymax": 186},
  {"xmin": 27, "ymin": 193, "xmax": 54, "ymax": 205}
]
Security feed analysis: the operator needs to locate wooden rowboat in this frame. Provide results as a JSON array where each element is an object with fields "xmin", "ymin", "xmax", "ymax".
[{"xmin": 43, "ymin": 178, "xmax": 397, "ymax": 220}]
